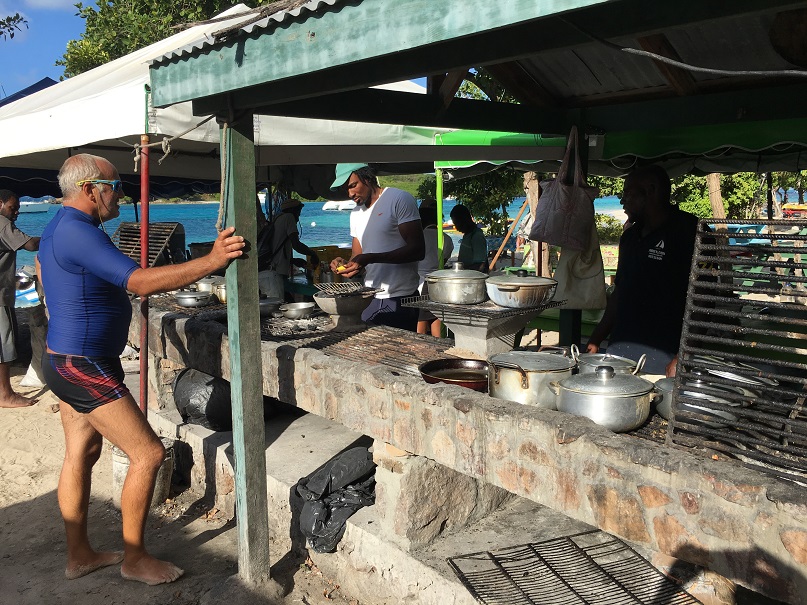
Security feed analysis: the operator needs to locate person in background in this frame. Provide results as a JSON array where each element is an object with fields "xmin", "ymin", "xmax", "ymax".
[
  {"xmin": 329, "ymin": 163, "xmax": 424, "ymax": 331},
  {"xmin": 585, "ymin": 164, "xmax": 703, "ymax": 376},
  {"xmin": 38, "ymin": 153, "xmax": 245, "ymax": 586},
  {"xmin": 0, "ymin": 189, "xmax": 40, "ymax": 408},
  {"xmin": 450, "ymin": 204, "xmax": 488, "ymax": 272},
  {"xmin": 257, "ymin": 198, "xmax": 319, "ymax": 300},
  {"xmin": 416, "ymin": 198, "xmax": 454, "ymax": 336}
]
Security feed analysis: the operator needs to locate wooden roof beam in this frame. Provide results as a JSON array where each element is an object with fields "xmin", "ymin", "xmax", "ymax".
[
  {"xmin": 637, "ymin": 33, "xmax": 699, "ymax": 96},
  {"xmin": 427, "ymin": 70, "xmax": 469, "ymax": 110}
]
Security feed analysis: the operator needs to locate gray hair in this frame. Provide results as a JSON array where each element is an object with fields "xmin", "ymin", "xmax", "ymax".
[{"xmin": 57, "ymin": 154, "xmax": 106, "ymax": 198}]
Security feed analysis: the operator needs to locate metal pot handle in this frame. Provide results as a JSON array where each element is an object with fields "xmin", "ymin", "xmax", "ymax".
[
  {"xmin": 570, "ymin": 343, "xmax": 581, "ymax": 362},
  {"xmin": 538, "ymin": 345, "xmax": 571, "ymax": 357},
  {"xmin": 548, "ymin": 380, "xmax": 561, "ymax": 395},
  {"xmin": 631, "ymin": 354, "xmax": 647, "ymax": 375},
  {"xmin": 491, "ymin": 361, "xmax": 528, "ymax": 388},
  {"xmin": 650, "ymin": 388, "xmax": 661, "ymax": 404},
  {"xmin": 494, "ymin": 285, "xmax": 520, "ymax": 292}
]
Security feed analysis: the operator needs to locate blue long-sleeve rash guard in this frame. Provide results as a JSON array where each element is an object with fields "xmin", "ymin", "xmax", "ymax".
[{"xmin": 39, "ymin": 207, "xmax": 139, "ymax": 357}]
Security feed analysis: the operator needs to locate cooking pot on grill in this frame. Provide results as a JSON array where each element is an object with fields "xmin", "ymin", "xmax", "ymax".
[
  {"xmin": 654, "ymin": 376, "xmax": 745, "ymax": 427},
  {"xmin": 195, "ymin": 277, "xmax": 220, "ymax": 293},
  {"xmin": 174, "ymin": 290, "xmax": 216, "ymax": 308},
  {"xmin": 424, "ymin": 264, "xmax": 488, "ymax": 305},
  {"xmin": 571, "ymin": 344, "xmax": 646, "ymax": 375},
  {"xmin": 485, "ymin": 271, "xmax": 557, "ymax": 309},
  {"xmin": 418, "ymin": 358, "xmax": 489, "ymax": 392},
  {"xmin": 549, "ymin": 366, "xmax": 657, "ymax": 432},
  {"xmin": 488, "ymin": 348, "xmax": 575, "ymax": 409}
]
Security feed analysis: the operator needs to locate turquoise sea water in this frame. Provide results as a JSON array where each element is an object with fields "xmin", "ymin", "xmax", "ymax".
[{"xmin": 14, "ymin": 196, "xmax": 623, "ymax": 270}]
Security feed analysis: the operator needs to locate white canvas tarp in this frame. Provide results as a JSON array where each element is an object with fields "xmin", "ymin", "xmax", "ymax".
[{"xmin": 0, "ymin": 4, "xmax": 446, "ymax": 183}]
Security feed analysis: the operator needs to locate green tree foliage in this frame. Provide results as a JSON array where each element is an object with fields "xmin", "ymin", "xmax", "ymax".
[
  {"xmin": 595, "ymin": 214, "xmax": 623, "ymax": 244},
  {"xmin": 444, "ymin": 167, "xmax": 525, "ymax": 236},
  {"xmin": 57, "ymin": 0, "xmax": 240, "ymax": 77},
  {"xmin": 671, "ymin": 173, "xmax": 766, "ymax": 219},
  {"xmin": 1, "ymin": 13, "xmax": 27, "ymax": 40}
]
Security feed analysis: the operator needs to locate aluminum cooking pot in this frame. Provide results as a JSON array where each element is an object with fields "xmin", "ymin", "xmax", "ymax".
[
  {"xmin": 424, "ymin": 264, "xmax": 488, "ymax": 305},
  {"xmin": 488, "ymin": 348, "xmax": 575, "ymax": 409},
  {"xmin": 655, "ymin": 374, "xmax": 746, "ymax": 426},
  {"xmin": 485, "ymin": 271, "xmax": 557, "ymax": 309},
  {"xmin": 174, "ymin": 290, "xmax": 216, "ymax": 308},
  {"xmin": 571, "ymin": 344, "xmax": 646, "ymax": 375},
  {"xmin": 549, "ymin": 366, "xmax": 657, "ymax": 432},
  {"xmin": 195, "ymin": 277, "xmax": 220, "ymax": 293}
]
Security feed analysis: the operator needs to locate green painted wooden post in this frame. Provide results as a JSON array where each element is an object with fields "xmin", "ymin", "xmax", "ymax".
[{"xmin": 221, "ymin": 116, "xmax": 271, "ymax": 583}]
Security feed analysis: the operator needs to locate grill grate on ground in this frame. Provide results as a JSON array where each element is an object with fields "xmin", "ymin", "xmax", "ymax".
[{"xmin": 448, "ymin": 530, "xmax": 701, "ymax": 605}]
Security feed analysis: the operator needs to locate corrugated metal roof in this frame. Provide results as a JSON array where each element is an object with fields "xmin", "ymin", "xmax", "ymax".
[{"xmin": 151, "ymin": 0, "xmax": 345, "ymax": 66}]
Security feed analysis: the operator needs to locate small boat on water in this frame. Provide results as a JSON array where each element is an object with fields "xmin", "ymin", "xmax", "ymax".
[
  {"xmin": 19, "ymin": 201, "xmax": 51, "ymax": 213},
  {"xmin": 322, "ymin": 200, "xmax": 357, "ymax": 211}
]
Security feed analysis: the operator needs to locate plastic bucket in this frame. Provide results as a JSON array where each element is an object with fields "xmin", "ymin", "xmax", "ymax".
[{"xmin": 111, "ymin": 437, "xmax": 175, "ymax": 509}]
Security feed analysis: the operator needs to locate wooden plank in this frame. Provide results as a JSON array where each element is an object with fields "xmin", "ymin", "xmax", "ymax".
[{"xmin": 222, "ymin": 116, "xmax": 271, "ymax": 583}]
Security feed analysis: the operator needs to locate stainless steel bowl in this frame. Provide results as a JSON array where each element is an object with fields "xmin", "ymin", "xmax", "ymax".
[
  {"xmin": 279, "ymin": 302, "xmax": 316, "ymax": 319},
  {"xmin": 259, "ymin": 298, "xmax": 284, "ymax": 317}
]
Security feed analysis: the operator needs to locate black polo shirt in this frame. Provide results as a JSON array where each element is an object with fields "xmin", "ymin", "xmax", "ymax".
[{"xmin": 611, "ymin": 208, "xmax": 700, "ymax": 354}]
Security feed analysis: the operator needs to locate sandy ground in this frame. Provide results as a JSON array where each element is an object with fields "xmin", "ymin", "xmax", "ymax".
[{"xmin": 0, "ymin": 309, "xmax": 362, "ymax": 605}]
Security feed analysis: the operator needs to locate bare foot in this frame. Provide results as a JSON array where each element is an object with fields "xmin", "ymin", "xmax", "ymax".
[
  {"xmin": 65, "ymin": 551, "xmax": 124, "ymax": 580},
  {"xmin": 0, "ymin": 393, "xmax": 37, "ymax": 408},
  {"xmin": 121, "ymin": 555, "xmax": 184, "ymax": 586}
]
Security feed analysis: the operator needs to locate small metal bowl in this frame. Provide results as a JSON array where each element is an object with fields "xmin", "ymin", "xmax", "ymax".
[{"xmin": 279, "ymin": 302, "xmax": 316, "ymax": 319}]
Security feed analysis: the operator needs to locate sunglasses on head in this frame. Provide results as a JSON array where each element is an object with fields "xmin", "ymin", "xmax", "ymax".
[{"xmin": 76, "ymin": 179, "xmax": 124, "ymax": 193}]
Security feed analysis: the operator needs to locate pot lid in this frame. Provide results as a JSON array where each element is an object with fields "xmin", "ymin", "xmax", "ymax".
[
  {"xmin": 559, "ymin": 366, "xmax": 654, "ymax": 396},
  {"xmin": 174, "ymin": 290, "xmax": 212, "ymax": 300},
  {"xmin": 427, "ymin": 266, "xmax": 488, "ymax": 281},
  {"xmin": 576, "ymin": 353, "xmax": 638, "ymax": 371},
  {"xmin": 490, "ymin": 351, "xmax": 575, "ymax": 372},
  {"xmin": 486, "ymin": 273, "xmax": 558, "ymax": 288},
  {"xmin": 655, "ymin": 377, "xmax": 674, "ymax": 393}
]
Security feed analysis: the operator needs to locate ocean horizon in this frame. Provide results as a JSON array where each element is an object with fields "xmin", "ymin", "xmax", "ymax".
[{"xmin": 14, "ymin": 196, "xmax": 625, "ymax": 271}]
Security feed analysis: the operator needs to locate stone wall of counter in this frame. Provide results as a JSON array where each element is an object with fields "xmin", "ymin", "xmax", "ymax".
[{"xmin": 142, "ymin": 307, "xmax": 807, "ymax": 604}]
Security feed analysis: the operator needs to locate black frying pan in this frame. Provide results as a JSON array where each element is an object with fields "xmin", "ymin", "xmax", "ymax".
[{"xmin": 418, "ymin": 359, "xmax": 489, "ymax": 392}]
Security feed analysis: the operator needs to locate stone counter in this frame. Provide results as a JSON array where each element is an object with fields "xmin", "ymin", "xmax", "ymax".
[{"xmin": 140, "ymin": 307, "xmax": 807, "ymax": 604}]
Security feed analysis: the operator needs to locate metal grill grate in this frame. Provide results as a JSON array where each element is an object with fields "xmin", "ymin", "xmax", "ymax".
[
  {"xmin": 402, "ymin": 296, "xmax": 565, "ymax": 319},
  {"xmin": 670, "ymin": 219, "xmax": 807, "ymax": 483},
  {"xmin": 448, "ymin": 530, "xmax": 701, "ymax": 604},
  {"xmin": 111, "ymin": 222, "xmax": 186, "ymax": 267}
]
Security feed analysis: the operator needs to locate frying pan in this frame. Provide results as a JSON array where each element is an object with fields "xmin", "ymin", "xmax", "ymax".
[{"xmin": 418, "ymin": 359, "xmax": 489, "ymax": 392}]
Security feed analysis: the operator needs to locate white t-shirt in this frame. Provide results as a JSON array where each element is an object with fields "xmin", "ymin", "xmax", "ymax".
[
  {"xmin": 417, "ymin": 226, "xmax": 454, "ymax": 290},
  {"xmin": 349, "ymin": 188, "xmax": 420, "ymax": 298}
]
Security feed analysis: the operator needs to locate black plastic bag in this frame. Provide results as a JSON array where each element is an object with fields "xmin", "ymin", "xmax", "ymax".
[
  {"xmin": 297, "ymin": 447, "xmax": 376, "ymax": 553},
  {"xmin": 172, "ymin": 369, "xmax": 233, "ymax": 431}
]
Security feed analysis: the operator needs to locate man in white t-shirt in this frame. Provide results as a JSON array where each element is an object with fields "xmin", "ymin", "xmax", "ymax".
[{"xmin": 329, "ymin": 163, "xmax": 424, "ymax": 331}]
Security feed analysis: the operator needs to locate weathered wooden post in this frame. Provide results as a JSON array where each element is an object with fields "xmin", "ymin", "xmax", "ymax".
[{"xmin": 221, "ymin": 114, "xmax": 271, "ymax": 583}]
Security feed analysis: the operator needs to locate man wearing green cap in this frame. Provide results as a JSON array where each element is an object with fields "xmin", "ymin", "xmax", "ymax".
[{"xmin": 329, "ymin": 163, "xmax": 424, "ymax": 331}]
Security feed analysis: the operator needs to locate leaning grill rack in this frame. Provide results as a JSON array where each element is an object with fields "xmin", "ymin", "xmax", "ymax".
[{"xmin": 670, "ymin": 219, "xmax": 807, "ymax": 483}]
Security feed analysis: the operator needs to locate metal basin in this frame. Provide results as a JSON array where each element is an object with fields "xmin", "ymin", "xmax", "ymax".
[{"xmin": 279, "ymin": 302, "xmax": 316, "ymax": 319}]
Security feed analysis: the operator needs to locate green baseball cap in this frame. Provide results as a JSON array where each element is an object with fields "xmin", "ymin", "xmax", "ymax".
[{"xmin": 330, "ymin": 163, "xmax": 369, "ymax": 190}]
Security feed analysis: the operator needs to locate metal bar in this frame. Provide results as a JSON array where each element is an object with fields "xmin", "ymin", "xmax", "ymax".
[{"xmin": 139, "ymin": 133, "xmax": 150, "ymax": 415}]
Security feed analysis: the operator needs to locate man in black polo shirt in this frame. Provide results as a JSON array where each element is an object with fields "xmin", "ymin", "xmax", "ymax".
[{"xmin": 586, "ymin": 165, "xmax": 702, "ymax": 376}]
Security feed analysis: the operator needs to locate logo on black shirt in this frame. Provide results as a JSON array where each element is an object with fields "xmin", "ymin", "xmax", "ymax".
[{"xmin": 648, "ymin": 239, "xmax": 665, "ymax": 261}]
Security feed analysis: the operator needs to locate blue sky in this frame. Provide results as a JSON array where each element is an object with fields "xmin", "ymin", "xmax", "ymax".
[{"xmin": 0, "ymin": 0, "xmax": 85, "ymax": 98}]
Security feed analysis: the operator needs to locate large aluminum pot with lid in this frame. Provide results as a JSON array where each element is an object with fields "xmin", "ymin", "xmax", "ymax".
[
  {"xmin": 570, "ymin": 344, "xmax": 646, "ymax": 375},
  {"xmin": 485, "ymin": 270, "xmax": 557, "ymax": 309},
  {"xmin": 549, "ymin": 366, "xmax": 657, "ymax": 432},
  {"xmin": 424, "ymin": 263, "xmax": 488, "ymax": 305},
  {"xmin": 488, "ymin": 347, "xmax": 575, "ymax": 409}
]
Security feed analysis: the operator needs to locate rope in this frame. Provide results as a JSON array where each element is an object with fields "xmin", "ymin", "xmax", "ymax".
[
  {"xmin": 217, "ymin": 122, "xmax": 228, "ymax": 233},
  {"xmin": 562, "ymin": 18, "xmax": 807, "ymax": 79},
  {"xmin": 127, "ymin": 114, "xmax": 217, "ymax": 172}
]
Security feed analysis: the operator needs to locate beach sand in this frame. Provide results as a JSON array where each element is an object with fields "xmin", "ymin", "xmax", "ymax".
[{"xmin": 0, "ymin": 309, "xmax": 360, "ymax": 605}]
